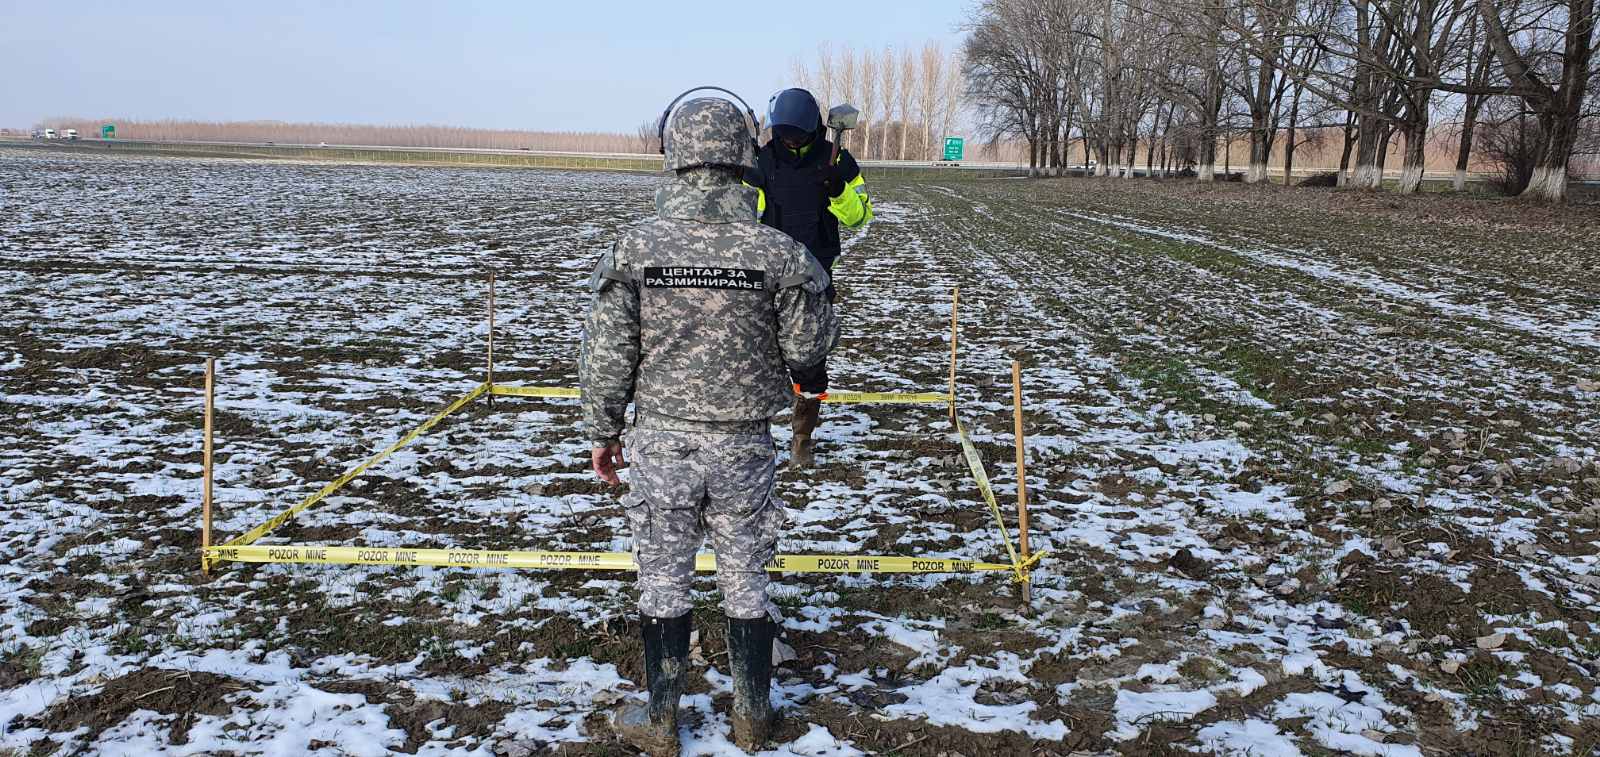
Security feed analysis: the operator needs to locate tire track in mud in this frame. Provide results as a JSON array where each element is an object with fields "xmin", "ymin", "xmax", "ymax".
[
  {"xmin": 1019, "ymin": 180, "xmax": 1600, "ymax": 309},
  {"xmin": 925, "ymin": 183, "xmax": 1597, "ymax": 507},
  {"xmin": 906, "ymin": 182, "xmax": 1596, "ymax": 564},
  {"xmin": 897, "ymin": 183, "xmax": 1298, "ymax": 561}
]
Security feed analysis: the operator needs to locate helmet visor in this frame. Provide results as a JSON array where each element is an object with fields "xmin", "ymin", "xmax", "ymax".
[{"xmin": 773, "ymin": 125, "xmax": 814, "ymax": 149}]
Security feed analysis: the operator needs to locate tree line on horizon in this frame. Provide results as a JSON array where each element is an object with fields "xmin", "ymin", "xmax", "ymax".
[
  {"xmin": 630, "ymin": 42, "xmax": 1004, "ymax": 162},
  {"xmin": 961, "ymin": 0, "xmax": 1598, "ymax": 201},
  {"xmin": 34, "ymin": 118, "xmax": 647, "ymax": 154}
]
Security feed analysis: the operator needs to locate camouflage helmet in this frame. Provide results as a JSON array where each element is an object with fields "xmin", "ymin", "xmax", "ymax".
[{"xmin": 662, "ymin": 97, "xmax": 757, "ymax": 172}]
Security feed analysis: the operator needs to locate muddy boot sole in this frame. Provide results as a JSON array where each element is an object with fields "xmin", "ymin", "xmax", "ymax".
[
  {"xmin": 611, "ymin": 702, "xmax": 681, "ymax": 756},
  {"xmin": 790, "ymin": 435, "xmax": 815, "ymax": 468},
  {"xmin": 732, "ymin": 709, "xmax": 779, "ymax": 752}
]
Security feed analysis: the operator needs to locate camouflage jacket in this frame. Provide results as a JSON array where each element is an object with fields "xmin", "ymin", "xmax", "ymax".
[{"xmin": 579, "ymin": 170, "xmax": 839, "ymax": 446}]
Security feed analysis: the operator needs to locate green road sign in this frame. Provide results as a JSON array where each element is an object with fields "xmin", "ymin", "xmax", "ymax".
[
  {"xmin": 101, "ymin": 124, "xmax": 115, "ymax": 139},
  {"xmin": 943, "ymin": 136, "xmax": 964, "ymax": 161}
]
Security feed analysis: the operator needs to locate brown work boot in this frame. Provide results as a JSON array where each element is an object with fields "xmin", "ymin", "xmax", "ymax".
[
  {"xmin": 611, "ymin": 614, "xmax": 689, "ymax": 756},
  {"xmin": 789, "ymin": 394, "xmax": 821, "ymax": 468}
]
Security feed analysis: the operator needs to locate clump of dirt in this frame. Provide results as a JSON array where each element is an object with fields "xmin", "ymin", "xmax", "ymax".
[
  {"xmin": 1167, "ymin": 547, "xmax": 1210, "ymax": 580},
  {"xmin": 33, "ymin": 668, "xmax": 255, "ymax": 745},
  {"xmin": 795, "ymin": 698, "xmax": 1073, "ymax": 756},
  {"xmin": 1330, "ymin": 551, "xmax": 1483, "ymax": 639},
  {"xmin": 320, "ymin": 679, "xmax": 512, "ymax": 753}
]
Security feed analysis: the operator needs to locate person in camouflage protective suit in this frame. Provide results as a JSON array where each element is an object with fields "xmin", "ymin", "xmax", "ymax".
[{"xmin": 580, "ymin": 95, "xmax": 839, "ymax": 756}]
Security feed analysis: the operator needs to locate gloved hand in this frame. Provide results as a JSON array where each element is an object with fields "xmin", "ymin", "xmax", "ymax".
[{"xmin": 825, "ymin": 162, "xmax": 846, "ymax": 198}]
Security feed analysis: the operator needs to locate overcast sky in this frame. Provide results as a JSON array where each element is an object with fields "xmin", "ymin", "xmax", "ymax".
[{"xmin": 3, "ymin": 0, "xmax": 970, "ymax": 132}]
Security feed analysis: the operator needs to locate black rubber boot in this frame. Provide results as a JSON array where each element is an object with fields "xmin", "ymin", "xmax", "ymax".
[
  {"xmin": 612, "ymin": 613, "xmax": 690, "ymax": 756},
  {"xmin": 727, "ymin": 615, "xmax": 776, "ymax": 751}
]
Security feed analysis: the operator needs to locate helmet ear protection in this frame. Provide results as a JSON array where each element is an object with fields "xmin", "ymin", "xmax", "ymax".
[{"xmin": 657, "ymin": 85, "xmax": 760, "ymax": 156}]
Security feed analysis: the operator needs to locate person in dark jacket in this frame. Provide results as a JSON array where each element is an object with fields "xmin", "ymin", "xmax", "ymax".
[{"xmin": 743, "ymin": 88, "xmax": 872, "ymax": 468}]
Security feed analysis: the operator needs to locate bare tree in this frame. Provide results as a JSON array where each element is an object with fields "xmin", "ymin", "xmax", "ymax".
[
  {"xmin": 939, "ymin": 49, "xmax": 967, "ymax": 159},
  {"xmin": 965, "ymin": 0, "xmax": 1062, "ymax": 174},
  {"xmin": 899, "ymin": 47, "xmax": 918, "ymax": 159},
  {"xmin": 839, "ymin": 46, "xmax": 861, "ymax": 153},
  {"xmin": 636, "ymin": 118, "xmax": 662, "ymax": 153},
  {"xmin": 1472, "ymin": 0, "xmax": 1596, "ymax": 201},
  {"xmin": 1450, "ymin": 9, "xmax": 1498, "ymax": 190},
  {"xmin": 789, "ymin": 56, "xmax": 813, "ymax": 95},
  {"xmin": 861, "ymin": 49, "xmax": 880, "ymax": 158},
  {"xmin": 878, "ymin": 46, "xmax": 901, "ymax": 159},
  {"xmin": 918, "ymin": 42, "xmax": 948, "ymax": 159},
  {"xmin": 816, "ymin": 42, "xmax": 838, "ymax": 117}
]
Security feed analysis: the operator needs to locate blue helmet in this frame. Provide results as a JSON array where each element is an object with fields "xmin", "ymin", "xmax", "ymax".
[{"xmin": 767, "ymin": 88, "xmax": 823, "ymax": 141}]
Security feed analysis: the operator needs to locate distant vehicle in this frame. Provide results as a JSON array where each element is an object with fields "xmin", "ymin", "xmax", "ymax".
[
  {"xmin": 318, "ymin": 142, "xmax": 328, "ymax": 147},
  {"xmin": 65, "ymin": 129, "xmax": 79, "ymax": 141},
  {"xmin": 30, "ymin": 129, "xmax": 42, "ymax": 139},
  {"xmin": 43, "ymin": 128, "xmax": 57, "ymax": 139}
]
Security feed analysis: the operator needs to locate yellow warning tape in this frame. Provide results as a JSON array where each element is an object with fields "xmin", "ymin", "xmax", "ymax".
[
  {"xmin": 486, "ymin": 385, "xmax": 948, "ymax": 405},
  {"xmin": 214, "ymin": 382, "xmax": 1044, "ymax": 584},
  {"xmin": 219, "ymin": 383, "xmax": 489, "ymax": 556},
  {"xmin": 489, "ymin": 385, "xmax": 581, "ymax": 398},
  {"xmin": 954, "ymin": 414, "xmax": 1030, "ymax": 583},
  {"xmin": 204, "ymin": 544, "xmax": 1020, "ymax": 574},
  {"xmin": 823, "ymin": 391, "xmax": 950, "ymax": 405}
]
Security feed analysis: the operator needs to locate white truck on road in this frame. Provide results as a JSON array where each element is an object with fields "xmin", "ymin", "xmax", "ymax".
[
  {"xmin": 43, "ymin": 128, "xmax": 57, "ymax": 139},
  {"xmin": 65, "ymin": 129, "xmax": 78, "ymax": 141}
]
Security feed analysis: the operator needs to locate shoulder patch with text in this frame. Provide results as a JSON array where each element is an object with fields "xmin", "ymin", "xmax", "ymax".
[{"xmin": 643, "ymin": 267, "xmax": 766, "ymax": 291}]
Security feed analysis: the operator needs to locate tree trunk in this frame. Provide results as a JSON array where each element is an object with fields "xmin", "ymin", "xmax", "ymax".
[
  {"xmin": 1145, "ymin": 127, "xmax": 1156, "ymax": 178},
  {"xmin": 1396, "ymin": 123, "xmax": 1428, "ymax": 194},
  {"xmin": 1337, "ymin": 111, "xmax": 1357, "ymax": 187},
  {"xmin": 1524, "ymin": 112, "xmax": 1578, "ymax": 202},
  {"xmin": 1158, "ymin": 103, "xmax": 1174, "ymax": 178},
  {"xmin": 1376, "ymin": 123, "xmax": 1393, "ymax": 178},
  {"xmin": 1351, "ymin": 117, "xmax": 1383, "ymax": 189},
  {"xmin": 1198, "ymin": 135, "xmax": 1216, "ymax": 182},
  {"xmin": 1394, "ymin": 87, "xmax": 1433, "ymax": 195},
  {"xmin": 1283, "ymin": 86, "xmax": 1302, "ymax": 186},
  {"xmin": 1454, "ymin": 95, "xmax": 1482, "ymax": 192},
  {"xmin": 1195, "ymin": 2, "xmax": 1223, "ymax": 184},
  {"xmin": 1050, "ymin": 117, "xmax": 1063, "ymax": 176},
  {"xmin": 1246, "ymin": 123, "xmax": 1271, "ymax": 184}
]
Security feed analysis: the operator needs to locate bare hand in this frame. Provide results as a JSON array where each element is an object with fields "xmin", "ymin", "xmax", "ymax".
[{"xmin": 591, "ymin": 442, "xmax": 626, "ymax": 485}]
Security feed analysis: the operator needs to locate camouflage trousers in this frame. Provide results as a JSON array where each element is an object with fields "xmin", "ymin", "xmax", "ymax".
[{"xmin": 621, "ymin": 425, "xmax": 787, "ymax": 620}]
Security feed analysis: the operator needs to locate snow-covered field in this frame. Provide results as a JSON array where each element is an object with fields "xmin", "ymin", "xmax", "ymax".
[{"xmin": 2, "ymin": 147, "xmax": 1598, "ymax": 755}]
